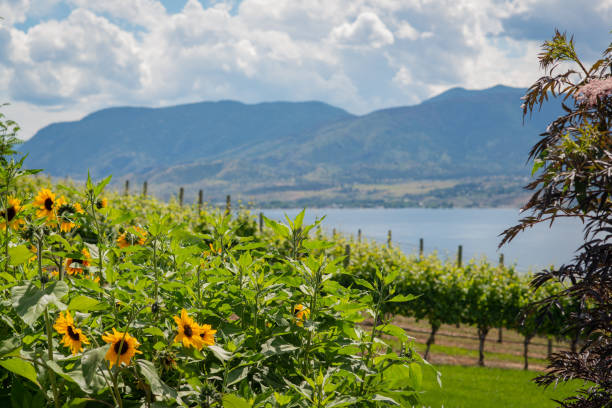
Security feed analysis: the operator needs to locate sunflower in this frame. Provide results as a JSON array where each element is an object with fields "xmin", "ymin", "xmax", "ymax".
[
  {"xmin": 0, "ymin": 197, "xmax": 24, "ymax": 230},
  {"xmin": 28, "ymin": 245, "xmax": 37, "ymax": 264},
  {"xmin": 117, "ymin": 226, "xmax": 147, "ymax": 248},
  {"xmin": 65, "ymin": 248, "xmax": 91, "ymax": 275},
  {"xmin": 199, "ymin": 324, "xmax": 217, "ymax": 346},
  {"xmin": 57, "ymin": 200, "xmax": 79, "ymax": 232},
  {"xmin": 53, "ymin": 310, "xmax": 90, "ymax": 355},
  {"xmin": 173, "ymin": 309, "xmax": 204, "ymax": 350},
  {"xmin": 293, "ymin": 304, "xmax": 310, "ymax": 327},
  {"xmin": 34, "ymin": 188, "xmax": 59, "ymax": 220},
  {"xmin": 74, "ymin": 203, "xmax": 85, "ymax": 214},
  {"xmin": 102, "ymin": 328, "xmax": 142, "ymax": 368},
  {"xmin": 96, "ymin": 198, "xmax": 108, "ymax": 209}
]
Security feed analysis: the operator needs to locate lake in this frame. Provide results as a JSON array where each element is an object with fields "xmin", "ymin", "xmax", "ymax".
[{"xmin": 258, "ymin": 208, "xmax": 584, "ymax": 273}]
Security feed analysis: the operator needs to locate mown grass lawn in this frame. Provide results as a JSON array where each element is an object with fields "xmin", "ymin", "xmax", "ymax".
[{"xmin": 418, "ymin": 365, "xmax": 583, "ymax": 408}]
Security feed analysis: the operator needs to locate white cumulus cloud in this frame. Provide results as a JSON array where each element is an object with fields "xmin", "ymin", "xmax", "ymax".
[
  {"xmin": 330, "ymin": 12, "xmax": 395, "ymax": 49},
  {"xmin": 0, "ymin": 0, "xmax": 607, "ymax": 139}
]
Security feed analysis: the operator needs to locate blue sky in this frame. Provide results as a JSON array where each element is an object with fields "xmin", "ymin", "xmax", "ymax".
[{"xmin": 0, "ymin": 0, "xmax": 609, "ymax": 139}]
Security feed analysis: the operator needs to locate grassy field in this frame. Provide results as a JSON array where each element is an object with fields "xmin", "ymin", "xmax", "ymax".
[{"xmin": 418, "ymin": 365, "xmax": 582, "ymax": 408}]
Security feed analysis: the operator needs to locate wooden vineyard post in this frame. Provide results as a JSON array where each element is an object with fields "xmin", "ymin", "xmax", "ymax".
[
  {"xmin": 547, "ymin": 338, "xmax": 553, "ymax": 358},
  {"xmin": 457, "ymin": 245, "xmax": 462, "ymax": 267},
  {"xmin": 419, "ymin": 238, "xmax": 424, "ymax": 258},
  {"xmin": 332, "ymin": 228, "xmax": 336, "ymax": 238},
  {"xmin": 179, "ymin": 187, "xmax": 184, "ymax": 207},
  {"xmin": 497, "ymin": 252, "xmax": 504, "ymax": 343},
  {"xmin": 357, "ymin": 229, "xmax": 362, "ymax": 243},
  {"xmin": 124, "ymin": 180, "xmax": 129, "ymax": 196},
  {"xmin": 387, "ymin": 230, "xmax": 392, "ymax": 248},
  {"xmin": 344, "ymin": 244, "xmax": 351, "ymax": 268},
  {"xmin": 259, "ymin": 212, "xmax": 263, "ymax": 233},
  {"xmin": 198, "ymin": 190, "xmax": 203, "ymax": 212},
  {"xmin": 143, "ymin": 181, "xmax": 148, "ymax": 197},
  {"xmin": 225, "ymin": 195, "xmax": 231, "ymax": 216}
]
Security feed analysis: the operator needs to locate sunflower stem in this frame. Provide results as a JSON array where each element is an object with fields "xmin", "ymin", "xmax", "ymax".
[
  {"xmin": 3, "ymin": 185, "xmax": 10, "ymax": 276},
  {"xmin": 44, "ymin": 309, "xmax": 61, "ymax": 408},
  {"xmin": 153, "ymin": 239, "xmax": 158, "ymax": 305},
  {"xmin": 58, "ymin": 256, "xmax": 63, "ymax": 281},
  {"xmin": 88, "ymin": 194, "xmax": 104, "ymax": 283}
]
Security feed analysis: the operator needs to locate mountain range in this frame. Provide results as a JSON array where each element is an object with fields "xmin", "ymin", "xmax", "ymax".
[{"xmin": 20, "ymin": 85, "xmax": 561, "ymax": 207}]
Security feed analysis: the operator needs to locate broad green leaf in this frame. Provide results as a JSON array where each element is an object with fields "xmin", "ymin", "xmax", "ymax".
[
  {"xmin": 222, "ymin": 394, "xmax": 251, "ymax": 408},
  {"xmin": 0, "ymin": 337, "xmax": 21, "ymax": 358},
  {"xmin": 378, "ymin": 324, "xmax": 411, "ymax": 342},
  {"xmin": 208, "ymin": 345, "xmax": 232, "ymax": 362},
  {"xmin": 137, "ymin": 360, "xmax": 178, "ymax": 401},
  {"xmin": 68, "ymin": 296, "xmax": 105, "ymax": 312},
  {"xmin": 302, "ymin": 240, "xmax": 334, "ymax": 250},
  {"xmin": 81, "ymin": 346, "xmax": 108, "ymax": 386},
  {"xmin": 143, "ymin": 327, "xmax": 165, "ymax": 337},
  {"xmin": 387, "ymin": 294, "xmax": 417, "ymax": 303},
  {"xmin": 8, "ymin": 245, "xmax": 33, "ymax": 266},
  {"xmin": 11, "ymin": 281, "xmax": 68, "ymax": 326},
  {"xmin": 94, "ymin": 175, "xmax": 112, "ymax": 196},
  {"xmin": 0, "ymin": 357, "xmax": 39, "ymax": 386},
  {"xmin": 353, "ymin": 278, "xmax": 374, "ymax": 291}
]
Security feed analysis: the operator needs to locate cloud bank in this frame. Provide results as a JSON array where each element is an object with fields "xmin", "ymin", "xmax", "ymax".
[{"xmin": 0, "ymin": 0, "xmax": 609, "ymax": 139}]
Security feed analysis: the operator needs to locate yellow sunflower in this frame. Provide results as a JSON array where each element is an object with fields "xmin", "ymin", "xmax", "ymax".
[
  {"xmin": 56, "ymin": 199, "xmax": 80, "ymax": 232},
  {"xmin": 0, "ymin": 197, "xmax": 24, "ymax": 230},
  {"xmin": 117, "ymin": 226, "xmax": 147, "ymax": 248},
  {"xmin": 74, "ymin": 203, "xmax": 85, "ymax": 214},
  {"xmin": 199, "ymin": 323, "xmax": 217, "ymax": 346},
  {"xmin": 102, "ymin": 328, "xmax": 142, "ymax": 368},
  {"xmin": 173, "ymin": 309, "xmax": 204, "ymax": 350},
  {"xmin": 28, "ymin": 245, "xmax": 37, "ymax": 264},
  {"xmin": 65, "ymin": 248, "xmax": 91, "ymax": 275},
  {"xmin": 96, "ymin": 198, "xmax": 108, "ymax": 209},
  {"xmin": 53, "ymin": 310, "xmax": 90, "ymax": 355},
  {"xmin": 293, "ymin": 304, "xmax": 310, "ymax": 327},
  {"xmin": 34, "ymin": 188, "xmax": 58, "ymax": 220}
]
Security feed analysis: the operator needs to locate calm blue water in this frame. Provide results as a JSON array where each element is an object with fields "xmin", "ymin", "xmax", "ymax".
[{"xmin": 259, "ymin": 208, "xmax": 584, "ymax": 273}]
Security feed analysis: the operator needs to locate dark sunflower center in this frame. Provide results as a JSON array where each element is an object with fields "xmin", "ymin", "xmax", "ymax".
[
  {"xmin": 183, "ymin": 324, "xmax": 193, "ymax": 337},
  {"xmin": 96, "ymin": 200, "xmax": 104, "ymax": 209},
  {"xmin": 125, "ymin": 232, "xmax": 138, "ymax": 244},
  {"xmin": 67, "ymin": 325, "xmax": 80, "ymax": 341},
  {"xmin": 1, "ymin": 207, "xmax": 16, "ymax": 222},
  {"xmin": 44, "ymin": 198, "xmax": 54, "ymax": 211},
  {"xmin": 114, "ymin": 340, "xmax": 130, "ymax": 355},
  {"xmin": 293, "ymin": 307, "xmax": 301, "ymax": 316},
  {"xmin": 58, "ymin": 204, "xmax": 75, "ymax": 217},
  {"xmin": 72, "ymin": 259, "xmax": 84, "ymax": 265}
]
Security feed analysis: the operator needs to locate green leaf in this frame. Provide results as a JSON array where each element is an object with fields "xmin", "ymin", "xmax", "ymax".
[
  {"xmin": 137, "ymin": 360, "xmax": 178, "ymax": 401},
  {"xmin": 68, "ymin": 296, "xmax": 105, "ymax": 312},
  {"xmin": 378, "ymin": 324, "xmax": 411, "ymax": 342},
  {"xmin": 0, "ymin": 337, "xmax": 21, "ymax": 358},
  {"xmin": 387, "ymin": 294, "xmax": 417, "ymax": 303},
  {"xmin": 94, "ymin": 175, "xmax": 112, "ymax": 196},
  {"xmin": 0, "ymin": 357, "xmax": 39, "ymax": 386},
  {"xmin": 302, "ymin": 240, "xmax": 334, "ymax": 250},
  {"xmin": 81, "ymin": 346, "xmax": 108, "ymax": 386},
  {"xmin": 222, "ymin": 394, "xmax": 251, "ymax": 408},
  {"xmin": 353, "ymin": 278, "xmax": 374, "ymax": 291},
  {"xmin": 8, "ymin": 245, "xmax": 33, "ymax": 266},
  {"xmin": 208, "ymin": 345, "xmax": 232, "ymax": 362},
  {"xmin": 143, "ymin": 327, "xmax": 165, "ymax": 337},
  {"xmin": 531, "ymin": 159, "xmax": 544, "ymax": 176},
  {"xmin": 62, "ymin": 398, "xmax": 91, "ymax": 407},
  {"xmin": 11, "ymin": 281, "xmax": 68, "ymax": 326},
  {"xmin": 226, "ymin": 365, "xmax": 249, "ymax": 386}
]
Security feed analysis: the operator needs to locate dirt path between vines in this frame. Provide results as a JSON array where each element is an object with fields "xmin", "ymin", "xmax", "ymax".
[{"xmin": 364, "ymin": 316, "xmax": 570, "ymax": 371}]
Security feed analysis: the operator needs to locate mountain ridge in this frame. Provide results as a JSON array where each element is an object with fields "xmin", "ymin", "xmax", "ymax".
[{"xmin": 20, "ymin": 85, "xmax": 560, "ymax": 207}]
